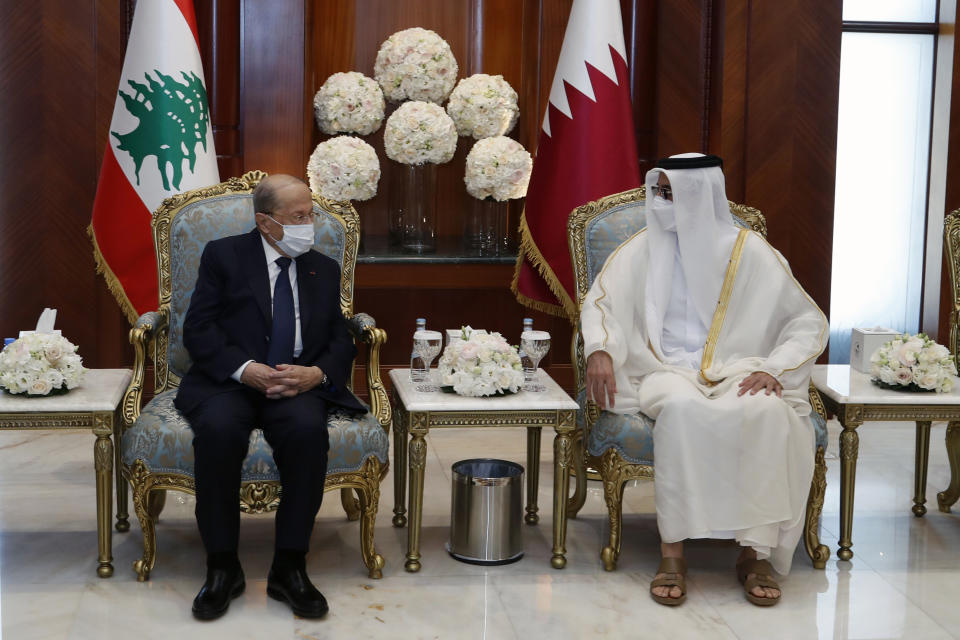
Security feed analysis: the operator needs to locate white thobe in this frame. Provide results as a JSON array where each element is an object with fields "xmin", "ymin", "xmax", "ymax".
[{"xmin": 581, "ymin": 228, "xmax": 828, "ymax": 574}]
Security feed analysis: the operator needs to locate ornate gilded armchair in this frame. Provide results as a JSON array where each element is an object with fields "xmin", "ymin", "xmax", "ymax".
[
  {"xmin": 119, "ymin": 171, "xmax": 391, "ymax": 581},
  {"xmin": 937, "ymin": 208, "xmax": 960, "ymax": 513},
  {"xmin": 565, "ymin": 187, "xmax": 830, "ymax": 571}
]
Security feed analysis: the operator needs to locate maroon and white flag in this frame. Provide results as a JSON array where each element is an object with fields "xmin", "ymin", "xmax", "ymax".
[
  {"xmin": 90, "ymin": 0, "xmax": 218, "ymax": 322},
  {"xmin": 512, "ymin": 0, "xmax": 641, "ymax": 320}
]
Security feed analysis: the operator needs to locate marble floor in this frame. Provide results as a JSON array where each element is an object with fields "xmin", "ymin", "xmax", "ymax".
[{"xmin": 1, "ymin": 419, "xmax": 960, "ymax": 639}]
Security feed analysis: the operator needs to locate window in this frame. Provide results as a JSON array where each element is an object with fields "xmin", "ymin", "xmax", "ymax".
[{"xmin": 828, "ymin": 5, "xmax": 939, "ymax": 363}]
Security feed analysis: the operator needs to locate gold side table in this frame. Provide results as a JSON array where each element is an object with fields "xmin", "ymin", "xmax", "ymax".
[
  {"xmin": 0, "ymin": 368, "xmax": 132, "ymax": 577},
  {"xmin": 389, "ymin": 369, "xmax": 579, "ymax": 572},
  {"xmin": 812, "ymin": 364, "xmax": 960, "ymax": 561}
]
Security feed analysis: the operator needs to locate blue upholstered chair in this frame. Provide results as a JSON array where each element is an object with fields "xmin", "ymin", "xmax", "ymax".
[
  {"xmin": 119, "ymin": 171, "xmax": 391, "ymax": 581},
  {"xmin": 565, "ymin": 187, "xmax": 830, "ymax": 571}
]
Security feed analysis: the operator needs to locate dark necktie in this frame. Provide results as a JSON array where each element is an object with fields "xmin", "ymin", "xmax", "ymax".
[{"xmin": 267, "ymin": 256, "xmax": 295, "ymax": 367}]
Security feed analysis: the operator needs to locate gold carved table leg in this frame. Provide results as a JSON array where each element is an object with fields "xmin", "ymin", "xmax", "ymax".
[
  {"xmin": 392, "ymin": 394, "xmax": 408, "ymax": 528},
  {"xmin": 405, "ymin": 412, "xmax": 428, "ymax": 572},
  {"xmin": 92, "ymin": 411, "xmax": 115, "ymax": 577},
  {"xmin": 913, "ymin": 420, "xmax": 932, "ymax": 516},
  {"xmin": 113, "ymin": 408, "xmax": 130, "ymax": 532},
  {"xmin": 525, "ymin": 426, "xmax": 541, "ymax": 525},
  {"xmin": 551, "ymin": 410, "xmax": 576, "ymax": 569},
  {"xmin": 937, "ymin": 421, "xmax": 960, "ymax": 512},
  {"xmin": 837, "ymin": 407, "xmax": 862, "ymax": 561}
]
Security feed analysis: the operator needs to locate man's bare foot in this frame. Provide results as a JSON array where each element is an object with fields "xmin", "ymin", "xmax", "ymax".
[{"xmin": 652, "ymin": 541, "xmax": 685, "ymax": 600}]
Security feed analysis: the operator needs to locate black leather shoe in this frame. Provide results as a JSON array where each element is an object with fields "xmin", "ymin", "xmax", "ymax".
[
  {"xmin": 192, "ymin": 566, "xmax": 245, "ymax": 621},
  {"xmin": 267, "ymin": 566, "xmax": 329, "ymax": 618}
]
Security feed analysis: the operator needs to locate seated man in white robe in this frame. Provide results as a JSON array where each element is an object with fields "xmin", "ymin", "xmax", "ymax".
[{"xmin": 582, "ymin": 153, "xmax": 828, "ymax": 607}]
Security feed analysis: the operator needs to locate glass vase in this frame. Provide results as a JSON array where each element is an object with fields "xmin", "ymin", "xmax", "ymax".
[
  {"xmin": 464, "ymin": 197, "xmax": 503, "ymax": 256},
  {"xmin": 399, "ymin": 162, "xmax": 438, "ymax": 254}
]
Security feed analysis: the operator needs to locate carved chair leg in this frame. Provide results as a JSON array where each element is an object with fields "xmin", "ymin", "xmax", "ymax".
[
  {"xmin": 147, "ymin": 489, "xmax": 167, "ymax": 523},
  {"xmin": 937, "ymin": 421, "xmax": 960, "ymax": 512},
  {"xmin": 356, "ymin": 461, "xmax": 385, "ymax": 579},
  {"xmin": 567, "ymin": 432, "xmax": 588, "ymax": 518},
  {"xmin": 600, "ymin": 451, "xmax": 627, "ymax": 571},
  {"xmin": 804, "ymin": 446, "xmax": 830, "ymax": 569},
  {"xmin": 129, "ymin": 462, "xmax": 157, "ymax": 582},
  {"xmin": 341, "ymin": 487, "xmax": 361, "ymax": 522}
]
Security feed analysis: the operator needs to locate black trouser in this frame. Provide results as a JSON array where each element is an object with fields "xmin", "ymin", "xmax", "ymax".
[{"xmin": 186, "ymin": 388, "xmax": 330, "ymax": 554}]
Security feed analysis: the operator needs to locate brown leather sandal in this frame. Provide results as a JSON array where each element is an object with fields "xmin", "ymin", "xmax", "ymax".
[
  {"xmin": 736, "ymin": 558, "xmax": 781, "ymax": 607},
  {"xmin": 650, "ymin": 557, "xmax": 687, "ymax": 606}
]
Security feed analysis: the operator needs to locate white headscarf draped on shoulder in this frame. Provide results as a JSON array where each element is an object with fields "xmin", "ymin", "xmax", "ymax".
[{"xmin": 643, "ymin": 153, "xmax": 740, "ymax": 361}]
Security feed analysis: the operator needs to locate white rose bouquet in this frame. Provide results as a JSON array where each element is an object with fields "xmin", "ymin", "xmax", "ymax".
[
  {"xmin": 384, "ymin": 101, "xmax": 458, "ymax": 165},
  {"xmin": 313, "ymin": 71, "xmax": 385, "ymax": 136},
  {"xmin": 374, "ymin": 27, "xmax": 458, "ymax": 104},
  {"xmin": 0, "ymin": 333, "xmax": 86, "ymax": 396},
  {"xmin": 446, "ymin": 74, "xmax": 519, "ymax": 139},
  {"xmin": 464, "ymin": 136, "xmax": 532, "ymax": 201},
  {"xmin": 307, "ymin": 136, "xmax": 381, "ymax": 202},
  {"xmin": 870, "ymin": 333, "xmax": 957, "ymax": 393},
  {"xmin": 438, "ymin": 328, "xmax": 524, "ymax": 397}
]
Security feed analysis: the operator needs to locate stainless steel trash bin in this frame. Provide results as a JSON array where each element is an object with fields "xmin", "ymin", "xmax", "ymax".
[{"xmin": 447, "ymin": 459, "xmax": 524, "ymax": 564}]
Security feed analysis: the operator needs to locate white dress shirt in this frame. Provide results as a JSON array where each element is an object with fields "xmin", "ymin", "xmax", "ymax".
[{"xmin": 231, "ymin": 235, "xmax": 303, "ymax": 381}]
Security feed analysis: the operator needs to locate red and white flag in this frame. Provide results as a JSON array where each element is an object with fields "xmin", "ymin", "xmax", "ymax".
[
  {"xmin": 513, "ymin": 0, "xmax": 640, "ymax": 320},
  {"xmin": 90, "ymin": 0, "xmax": 218, "ymax": 323}
]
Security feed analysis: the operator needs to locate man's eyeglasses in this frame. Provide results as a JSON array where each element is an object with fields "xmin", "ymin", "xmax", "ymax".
[
  {"xmin": 265, "ymin": 210, "xmax": 315, "ymax": 225},
  {"xmin": 650, "ymin": 185, "xmax": 673, "ymax": 200}
]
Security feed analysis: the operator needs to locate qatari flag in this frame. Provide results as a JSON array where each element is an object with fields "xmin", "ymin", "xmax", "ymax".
[
  {"xmin": 89, "ymin": 0, "xmax": 218, "ymax": 323},
  {"xmin": 512, "ymin": 0, "xmax": 640, "ymax": 320}
]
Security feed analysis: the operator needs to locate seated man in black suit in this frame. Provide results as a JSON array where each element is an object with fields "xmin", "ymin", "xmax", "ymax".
[{"xmin": 174, "ymin": 174, "xmax": 364, "ymax": 620}]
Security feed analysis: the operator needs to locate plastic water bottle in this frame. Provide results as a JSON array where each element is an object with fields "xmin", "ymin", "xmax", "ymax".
[
  {"xmin": 410, "ymin": 318, "xmax": 428, "ymax": 382},
  {"xmin": 520, "ymin": 318, "xmax": 536, "ymax": 384}
]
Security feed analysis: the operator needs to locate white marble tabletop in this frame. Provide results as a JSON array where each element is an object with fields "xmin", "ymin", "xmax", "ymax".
[
  {"xmin": 812, "ymin": 364, "xmax": 960, "ymax": 406},
  {"xmin": 0, "ymin": 369, "xmax": 132, "ymax": 413},
  {"xmin": 389, "ymin": 368, "xmax": 578, "ymax": 413}
]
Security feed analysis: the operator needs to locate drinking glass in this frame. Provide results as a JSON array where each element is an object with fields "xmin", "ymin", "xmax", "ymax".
[
  {"xmin": 520, "ymin": 330, "xmax": 551, "ymax": 392},
  {"xmin": 413, "ymin": 330, "xmax": 443, "ymax": 392}
]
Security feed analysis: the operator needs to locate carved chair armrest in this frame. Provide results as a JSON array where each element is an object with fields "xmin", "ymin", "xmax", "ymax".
[
  {"xmin": 808, "ymin": 381, "xmax": 827, "ymax": 421},
  {"xmin": 347, "ymin": 312, "xmax": 391, "ymax": 431},
  {"xmin": 122, "ymin": 309, "xmax": 169, "ymax": 431}
]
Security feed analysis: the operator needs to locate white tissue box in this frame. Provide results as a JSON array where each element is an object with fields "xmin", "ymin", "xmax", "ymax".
[
  {"xmin": 18, "ymin": 330, "xmax": 61, "ymax": 338},
  {"xmin": 850, "ymin": 328, "xmax": 899, "ymax": 373}
]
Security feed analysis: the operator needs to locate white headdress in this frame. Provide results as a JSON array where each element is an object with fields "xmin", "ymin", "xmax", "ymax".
[{"xmin": 644, "ymin": 153, "xmax": 740, "ymax": 360}]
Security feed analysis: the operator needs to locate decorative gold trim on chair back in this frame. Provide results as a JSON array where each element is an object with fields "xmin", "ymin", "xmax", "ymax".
[
  {"xmin": 944, "ymin": 208, "xmax": 960, "ymax": 368},
  {"xmin": 149, "ymin": 170, "xmax": 360, "ymax": 394},
  {"xmin": 565, "ymin": 187, "xmax": 767, "ymax": 404}
]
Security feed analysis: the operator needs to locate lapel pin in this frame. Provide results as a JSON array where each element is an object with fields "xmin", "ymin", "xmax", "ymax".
[{"xmin": 309, "ymin": 271, "xmax": 316, "ymax": 275}]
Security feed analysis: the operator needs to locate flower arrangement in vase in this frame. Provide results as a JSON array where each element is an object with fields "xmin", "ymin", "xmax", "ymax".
[
  {"xmin": 446, "ymin": 73, "xmax": 519, "ymax": 139},
  {"xmin": 0, "ymin": 333, "xmax": 86, "ymax": 396},
  {"xmin": 313, "ymin": 71, "xmax": 385, "ymax": 136},
  {"xmin": 306, "ymin": 136, "xmax": 381, "ymax": 202},
  {"xmin": 437, "ymin": 327, "xmax": 524, "ymax": 397},
  {"xmin": 374, "ymin": 27, "xmax": 458, "ymax": 104},
  {"xmin": 462, "ymin": 136, "xmax": 532, "ymax": 255},
  {"xmin": 870, "ymin": 333, "xmax": 957, "ymax": 393}
]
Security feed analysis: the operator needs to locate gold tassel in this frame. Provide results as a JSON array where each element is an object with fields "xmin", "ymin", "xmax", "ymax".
[
  {"xmin": 88, "ymin": 224, "xmax": 140, "ymax": 325},
  {"xmin": 511, "ymin": 212, "xmax": 578, "ymax": 323}
]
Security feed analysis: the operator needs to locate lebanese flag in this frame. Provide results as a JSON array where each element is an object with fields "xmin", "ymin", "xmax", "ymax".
[
  {"xmin": 90, "ymin": 0, "xmax": 218, "ymax": 323},
  {"xmin": 512, "ymin": 0, "xmax": 640, "ymax": 321}
]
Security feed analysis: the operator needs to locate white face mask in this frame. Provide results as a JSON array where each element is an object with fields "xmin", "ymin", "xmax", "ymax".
[
  {"xmin": 649, "ymin": 195, "xmax": 676, "ymax": 232},
  {"xmin": 268, "ymin": 216, "xmax": 315, "ymax": 257}
]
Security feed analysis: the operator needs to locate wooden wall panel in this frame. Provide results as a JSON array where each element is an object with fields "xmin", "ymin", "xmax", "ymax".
[
  {"xmin": 0, "ymin": 0, "xmax": 131, "ymax": 369},
  {"xmin": 241, "ymin": 0, "xmax": 306, "ymax": 176},
  {"xmin": 197, "ymin": 0, "xmax": 243, "ymax": 179},
  {"xmin": 739, "ymin": 0, "xmax": 841, "ymax": 315}
]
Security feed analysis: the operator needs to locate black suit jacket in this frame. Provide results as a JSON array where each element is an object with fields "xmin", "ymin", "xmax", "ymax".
[{"xmin": 174, "ymin": 229, "xmax": 364, "ymax": 416}]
